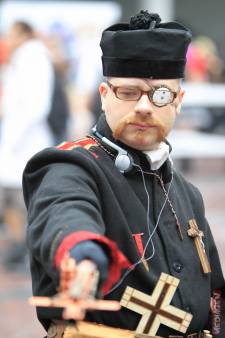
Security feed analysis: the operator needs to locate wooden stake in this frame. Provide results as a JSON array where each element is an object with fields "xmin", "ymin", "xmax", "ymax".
[{"xmin": 63, "ymin": 321, "xmax": 163, "ymax": 338}]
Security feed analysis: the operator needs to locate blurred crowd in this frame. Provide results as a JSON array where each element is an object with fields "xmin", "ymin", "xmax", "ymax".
[
  {"xmin": 0, "ymin": 21, "xmax": 101, "ymax": 271},
  {"xmin": 178, "ymin": 35, "xmax": 225, "ymax": 134},
  {"xmin": 0, "ymin": 20, "xmax": 225, "ymax": 271}
]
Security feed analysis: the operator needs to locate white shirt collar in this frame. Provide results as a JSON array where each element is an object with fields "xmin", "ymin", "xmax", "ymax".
[{"xmin": 143, "ymin": 142, "xmax": 170, "ymax": 170}]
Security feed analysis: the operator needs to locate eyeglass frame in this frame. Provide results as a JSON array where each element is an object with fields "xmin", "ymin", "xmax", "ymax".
[{"xmin": 106, "ymin": 80, "xmax": 179, "ymax": 107}]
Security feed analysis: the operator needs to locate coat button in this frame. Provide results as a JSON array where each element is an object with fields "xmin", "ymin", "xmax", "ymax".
[
  {"xmin": 185, "ymin": 305, "xmax": 191, "ymax": 312},
  {"xmin": 172, "ymin": 262, "xmax": 183, "ymax": 273}
]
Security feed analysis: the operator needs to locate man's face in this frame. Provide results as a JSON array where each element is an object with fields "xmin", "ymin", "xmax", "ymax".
[{"xmin": 99, "ymin": 77, "xmax": 184, "ymax": 151}]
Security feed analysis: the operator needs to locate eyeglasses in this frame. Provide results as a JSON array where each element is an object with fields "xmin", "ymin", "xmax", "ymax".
[{"xmin": 107, "ymin": 81, "xmax": 179, "ymax": 107}]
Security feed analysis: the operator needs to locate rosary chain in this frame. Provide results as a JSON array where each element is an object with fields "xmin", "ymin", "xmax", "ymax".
[
  {"xmin": 89, "ymin": 135, "xmax": 183, "ymax": 240},
  {"xmin": 89, "ymin": 135, "xmax": 116, "ymax": 158},
  {"xmin": 140, "ymin": 170, "xmax": 183, "ymax": 240}
]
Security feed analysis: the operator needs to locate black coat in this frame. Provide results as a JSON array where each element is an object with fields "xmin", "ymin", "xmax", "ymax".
[{"xmin": 23, "ymin": 114, "xmax": 225, "ymax": 336}]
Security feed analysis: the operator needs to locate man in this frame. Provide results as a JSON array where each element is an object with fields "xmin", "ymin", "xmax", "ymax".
[
  {"xmin": 0, "ymin": 21, "xmax": 54, "ymax": 268},
  {"xmin": 23, "ymin": 11, "xmax": 225, "ymax": 337}
]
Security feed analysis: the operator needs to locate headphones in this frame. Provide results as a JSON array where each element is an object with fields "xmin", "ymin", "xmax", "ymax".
[
  {"xmin": 92, "ymin": 126, "xmax": 134, "ymax": 173},
  {"xmin": 92, "ymin": 126, "xmax": 173, "ymax": 178}
]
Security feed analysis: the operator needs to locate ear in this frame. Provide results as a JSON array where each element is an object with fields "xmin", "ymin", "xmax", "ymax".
[
  {"xmin": 99, "ymin": 82, "xmax": 108, "ymax": 111},
  {"xmin": 175, "ymin": 88, "xmax": 185, "ymax": 115}
]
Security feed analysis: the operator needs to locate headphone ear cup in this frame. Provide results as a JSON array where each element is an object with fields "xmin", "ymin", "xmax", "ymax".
[
  {"xmin": 115, "ymin": 154, "xmax": 133, "ymax": 173},
  {"xmin": 91, "ymin": 127, "xmax": 134, "ymax": 173}
]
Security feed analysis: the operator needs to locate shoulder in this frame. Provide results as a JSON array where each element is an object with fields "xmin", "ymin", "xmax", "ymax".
[
  {"xmin": 17, "ymin": 40, "xmax": 51, "ymax": 66},
  {"xmin": 55, "ymin": 137, "xmax": 99, "ymax": 160},
  {"xmin": 24, "ymin": 137, "xmax": 99, "ymax": 172},
  {"xmin": 56, "ymin": 137, "xmax": 98, "ymax": 152}
]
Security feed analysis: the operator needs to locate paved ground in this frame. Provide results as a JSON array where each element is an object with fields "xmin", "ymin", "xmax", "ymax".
[
  {"xmin": 0, "ymin": 265, "xmax": 45, "ymax": 338},
  {"xmin": 0, "ymin": 158, "xmax": 224, "ymax": 338}
]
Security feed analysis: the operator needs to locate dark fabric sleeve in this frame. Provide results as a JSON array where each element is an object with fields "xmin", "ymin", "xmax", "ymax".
[{"xmin": 23, "ymin": 148, "xmax": 130, "ymax": 292}]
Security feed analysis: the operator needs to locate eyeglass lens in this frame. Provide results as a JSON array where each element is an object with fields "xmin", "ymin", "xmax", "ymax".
[{"xmin": 116, "ymin": 86, "xmax": 173, "ymax": 105}]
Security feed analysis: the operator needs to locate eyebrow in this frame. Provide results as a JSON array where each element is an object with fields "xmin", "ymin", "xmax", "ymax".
[
  {"xmin": 111, "ymin": 82, "xmax": 177, "ymax": 92},
  {"xmin": 143, "ymin": 79, "xmax": 180, "ymax": 92}
]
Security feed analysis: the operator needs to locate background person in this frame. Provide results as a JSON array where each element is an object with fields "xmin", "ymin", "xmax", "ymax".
[{"xmin": 0, "ymin": 21, "xmax": 54, "ymax": 268}]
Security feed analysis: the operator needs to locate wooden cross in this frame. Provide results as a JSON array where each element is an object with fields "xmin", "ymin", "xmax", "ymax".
[
  {"xmin": 187, "ymin": 219, "xmax": 211, "ymax": 274},
  {"xmin": 120, "ymin": 273, "xmax": 192, "ymax": 336}
]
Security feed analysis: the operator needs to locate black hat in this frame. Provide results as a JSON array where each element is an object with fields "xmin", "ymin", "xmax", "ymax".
[{"xmin": 100, "ymin": 10, "xmax": 192, "ymax": 79}]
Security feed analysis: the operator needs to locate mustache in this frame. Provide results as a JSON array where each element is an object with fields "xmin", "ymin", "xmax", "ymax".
[
  {"xmin": 127, "ymin": 117, "xmax": 161, "ymax": 127},
  {"xmin": 113, "ymin": 113, "xmax": 165, "ymax": 140}
]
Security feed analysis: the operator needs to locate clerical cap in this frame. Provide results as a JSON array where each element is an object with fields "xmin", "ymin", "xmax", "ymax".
[{"xmin": 100, "ymin": 10, "xmax": 192, "ymax": 79}]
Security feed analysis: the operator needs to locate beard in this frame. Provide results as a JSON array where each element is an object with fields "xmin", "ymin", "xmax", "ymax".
[{"xmin": 112, "ymin": 112, "xmax": 167, "ymax": 143}]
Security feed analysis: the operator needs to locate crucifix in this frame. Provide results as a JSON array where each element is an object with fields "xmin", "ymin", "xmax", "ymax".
[
  {"xmin": 187, "ymin": 219, "xmax": 211, "ymax": 274},
  {"xmin": 120, "ymin": 272, "xmax": 192, "ymax": 337},
  {"xmin": 29, "ymin": 255, "xmax": 120, "ymax": 320}
]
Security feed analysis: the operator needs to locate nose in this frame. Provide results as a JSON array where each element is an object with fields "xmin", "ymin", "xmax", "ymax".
[{"xmin": 134, "ymin": 93, "xmax": 153, "ymax": 116}]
